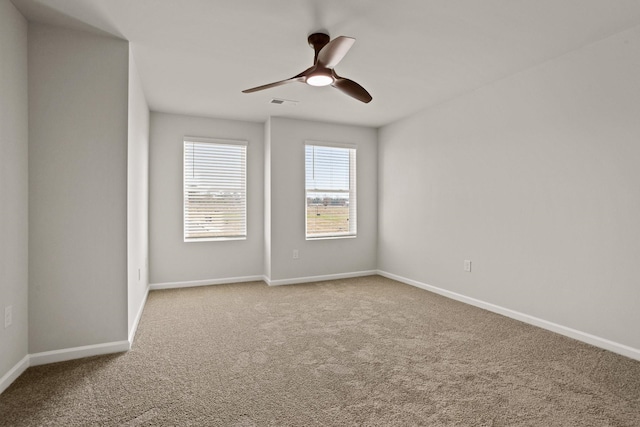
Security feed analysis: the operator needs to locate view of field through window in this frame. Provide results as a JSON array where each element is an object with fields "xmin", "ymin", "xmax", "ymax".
[
  {"xmin": 306, "ymin": 201, "xmax": 350, "ymax": 234},
  {"xmin": 305, "ymin": 144, "xmax": 356, "ymax": 238},
  {"xmin": 184, "ymin": 139, "xmax": 247, "ymax": 240}
]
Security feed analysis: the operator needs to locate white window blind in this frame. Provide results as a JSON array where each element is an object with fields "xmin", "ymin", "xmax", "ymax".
[
  {"xmin": 305, "ymin": 142, "xmax": 356, "ymax": 239},
  {"xmin": 184, "ymin": 138, "xmax": 247, "ymax": 241}
]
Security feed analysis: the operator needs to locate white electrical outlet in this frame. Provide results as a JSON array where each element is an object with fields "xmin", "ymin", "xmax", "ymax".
[
  {"xmin": 293, "ymin": 249, "xmax": 299, "ymax": 259},
  {"xmin": 4, "ymin": 306, "xmax": 12, "ymax": 328},
  {"xmin": 464, "ymin": 260, "xmax": 472, "ymax": 272}
]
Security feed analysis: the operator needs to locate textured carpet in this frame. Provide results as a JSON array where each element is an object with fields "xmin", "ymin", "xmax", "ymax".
[{"xmin": 1, "ymin": 276, "xmax": 639, "ymax": 426}]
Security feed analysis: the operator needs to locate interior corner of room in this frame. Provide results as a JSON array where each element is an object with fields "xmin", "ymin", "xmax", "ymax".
[{"xmin": 2, "ymin": 0, "xmax": 640, "ymax": 402}]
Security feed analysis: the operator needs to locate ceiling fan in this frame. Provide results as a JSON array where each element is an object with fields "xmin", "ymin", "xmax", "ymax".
[{"xmin": 242, "ymin": 32, "xmax": 372, "ymax": 103}]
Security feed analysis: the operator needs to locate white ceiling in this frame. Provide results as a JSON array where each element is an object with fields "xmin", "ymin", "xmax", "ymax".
[{"xmin": 12, "ymin": 0, "xmax": 640, "ymax": 127}]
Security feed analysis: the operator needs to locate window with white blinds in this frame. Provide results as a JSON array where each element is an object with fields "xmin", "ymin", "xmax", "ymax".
[
  {"xmin": 305, "ymin": 142, "xmax": 356, "ymax": 239},
  {"xmin": 184, "ymin": 137, "xmax": 247, "ymax": 241}
]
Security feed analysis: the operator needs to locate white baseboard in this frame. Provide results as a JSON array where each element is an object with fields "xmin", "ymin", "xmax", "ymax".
[
  {"xmin": 265, "ymin": 270, "xmax": 377, "ymax": 286},
  {"xmin": 128, "ymin": 285, "xmax": 150, "ymax": 344},
  {"xmin": 378, "ymin": 270, "xmax": 640, "ymax": 361},
  {"xmin": 1, "ymin": 340, "xmax": 131, "ymax": 395},
  {"xmin": 29, "ymin": 340, "xmax": 131, "ymax": 367},
  {"xmin": 0, "ymin": 355, "xmax": 29, "ymax": 395},
  {"xmin": 5, "ymin": 269, "xmax": 635, "ymax": 398},
  {"xmin": 150, "ymin": 275, "xmax": 265, "ymax": 290}
]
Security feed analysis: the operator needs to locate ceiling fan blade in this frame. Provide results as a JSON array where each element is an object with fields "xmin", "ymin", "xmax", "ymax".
[
  {"xmin": 242, "ymin": 76, "xmax": 303, "ymax": 93},
  {"xmin": 317, "ymin": 36, "xmax": 355, "ymax": 68},
  {"xmin": 242, "ymin": 66, "xmax": 315, "ymax": 94},
  {"xmin": 332, "ymin": 76, "xmax": 372, "ymax": 103}
]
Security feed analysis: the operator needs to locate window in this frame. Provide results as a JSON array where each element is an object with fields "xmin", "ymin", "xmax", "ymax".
[
  {"xmin": 305, "ymin": 142, "xmax": 356, "ymax": 239},
  {"xmin": 184, "ymin": 137, "xmax": 247, "ymax": 241}
]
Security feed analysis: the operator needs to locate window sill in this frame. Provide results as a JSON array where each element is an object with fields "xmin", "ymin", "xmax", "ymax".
[
  {"xmin": 184, "ymin": 236, "xmax": 246, "ymax": 243},
  {"xmin": 305, "ymin": 234, "xmax": 357, "ymax": 241}
]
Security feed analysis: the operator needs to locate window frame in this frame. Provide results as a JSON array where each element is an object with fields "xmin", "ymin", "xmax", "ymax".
[
  {"xmin": 183, "ymin": 136, "xmax": 248, "ymax": 242},
  {"xmin": 304, "ymin": 140, "xmax": 357, "ymax": 240}
]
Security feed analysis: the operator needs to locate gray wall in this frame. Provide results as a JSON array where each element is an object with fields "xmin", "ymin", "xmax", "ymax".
[
  {"xmin": 267, "ymin": 117, "xmax": 378, "ymax": 282},
  {"xmin": 127, "ymin": 50, "xmax": 149, "ymax": 337},
  {"xmin": 5, "ymin": 3, "xmax": 635, "ymax": 380},
  {"xmin": 0, "ymin": 0, "xmax": 29, "ymax": 380},
  {"xmin": 28, "ymin": 24, "xmax": 129, "ymax": 353},
  {"xmin": 149, "ymin": 112, "xmax": 264, "ymax": 284},
  {"xmin": 263, "ymin": 119, "xmax": 272, "ymax": 279},
  {"xmin": 378, "ymin": 26, "xmax": 640, "ymax": 350},
  {"xmin": 149, "ymin": 114, "xmax": 377, "ymax": 285}
]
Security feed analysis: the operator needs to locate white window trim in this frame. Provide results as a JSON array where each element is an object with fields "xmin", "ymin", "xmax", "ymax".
[
  {"xmin": 183, "ymin": 136, "xmax": 248, "ymax": 242},
  {"xmin": 184, "ymin": 136, "xmax": 248, "ymax": 147},
  {"xmin": 304, "ymin": 140, "xmax": 357, "ymax": 240}
]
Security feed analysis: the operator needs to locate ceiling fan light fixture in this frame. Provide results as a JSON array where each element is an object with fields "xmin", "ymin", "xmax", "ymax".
[
  {"xmin": 306, "ymin": 74, "xmax": 334, "ymax": 87},
  {"xmin": 242, "ymin": 33, "xmax": 372, "ymax": 103}
]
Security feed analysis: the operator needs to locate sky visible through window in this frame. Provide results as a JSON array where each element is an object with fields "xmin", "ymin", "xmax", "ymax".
[
  {"xmin": 305, "ymin": 145, "xmax": 350, "ymax": 194},
  {"xmin": 186, "ymin": 143, "xmax": 245, "ymax": 185}
]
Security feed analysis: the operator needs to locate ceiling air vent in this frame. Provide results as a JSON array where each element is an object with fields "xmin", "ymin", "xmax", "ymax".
[{"xmin": 269, "ymin": 98, "xmax": 298, "ymax": 106}]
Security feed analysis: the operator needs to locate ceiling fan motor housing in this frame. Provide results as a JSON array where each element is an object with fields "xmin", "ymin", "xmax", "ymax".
[{"xmin": 308, "ymin": 33, "xmax": 330, "ymax": 50}]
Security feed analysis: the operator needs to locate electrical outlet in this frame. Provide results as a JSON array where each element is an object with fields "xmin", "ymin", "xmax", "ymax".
[
  {"xmin": 464, "ymin": 260, "xmax": 472, "ymax": 272},
  {"xmin": 293, "ymin": 249, "xmax": 299, "ymax": 259},
  {"xmin": 4, "ymin": 306, "xmax": 12, "ymax": 328}
]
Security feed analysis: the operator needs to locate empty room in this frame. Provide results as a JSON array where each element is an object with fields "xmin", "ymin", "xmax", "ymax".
[{"xmin": 1, "ymin": 0, "xmax": 639, "ymax": 425}]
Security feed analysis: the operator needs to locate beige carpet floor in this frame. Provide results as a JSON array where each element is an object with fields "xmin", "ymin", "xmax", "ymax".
[{"xmin": 1, "ymin": 275, "xmax": 639, "ymax": 426}]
